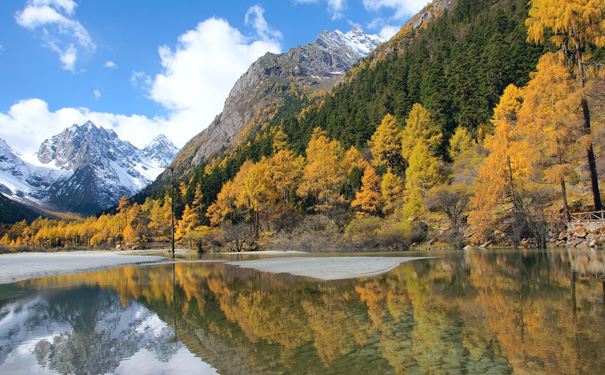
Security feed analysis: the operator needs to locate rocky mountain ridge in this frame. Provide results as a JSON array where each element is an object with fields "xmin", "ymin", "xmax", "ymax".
[
  {"xmin": 0, "ymin": 122, "xmax": 178, "ymax": 217},
  {"xmin": 173, "ymin": 26, "xmax": 384, "ymax": 170}
]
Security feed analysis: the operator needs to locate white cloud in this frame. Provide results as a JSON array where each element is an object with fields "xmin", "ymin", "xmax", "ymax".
[
  {"xmin": 105, "ymin": 61, "xmax": 118, "ymax": 69},
  {"xmin": 245, "ymin": 5, "xmax": 283, "ymax": 42},
  {"xmin": 294, "ymin": 0, "xmax": 348, "ymax": 20},
  {"xmin": 32, "ymin": 0, "xmax": 77, "ymax": 15},
  {"xmin": 146, "ymin": 16, "xmax": 281, "ymax": 142},
  {"xmin": 130, "ymin": 71, "xmax": 151, "ymax": 87},
  {"xmin": 15, "ymin": 0, "xmax": 94, "ymax": 71},
  {"xmin": 362, "ymin": 0, "xmax": 429, "ymax": 19},
  {"xmin": 379, "ymin": 25, "xmax": 400, "ymax": 39},
  {"xmin": 2, "ymin": 9, "xmax": 283, "ymax": 161},
  {"xmin": 0, "ymin": 99, "xmax": 169, "ymax": 164}
]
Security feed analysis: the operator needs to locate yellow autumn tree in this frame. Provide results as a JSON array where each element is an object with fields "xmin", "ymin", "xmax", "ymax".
[
  {"xmin": 176, "ymin": 204, "xmax": 200, "ymax": 247},
  {"xmin": 469, "ymin": 84, "xmax": 533, "ymax": 241},
  {"xmin": 402, "ymin": 141, "xmax": 440, "ymax": 220},
  {"xmin": 381, "ymin": 168, "xmax": 404, "ymax": 215},
  {"xmin": 526, "ymin": 0, "xmax": 605, "ymax": 209},
  {"xmin": 267, "ymin": 149, "xmax": 304, "ymax": 204},
  {"xmin": 448, "ymin": 126, "xmax": 474, "ymax": 160},
  {"xmin": 351, "ymin": 166, "xmax": 383, "ymax": 216},
  {"xmin": 401, "ymin": 103, "xmax": 442, "ymax": 160},
  {"xmin": 369, "ymin": 113, "xmax": 403, "ymax": 172},
  {"xmin": 519, "ymin": 52, "xmax": 581, "ymax": 222},
  {"xmin": 342, "ymin": 146, "xmax": 369, "ymax": 175},
  {"xmin": 273, "ymin": 126, "xmax": 289, "ymax": 152},
  {"xmin": 206, "ymin": 180, "xmax": 237, "ymax": 226},
  {"xmin": 298, "ymin": 128, "xmax": 346, "ymax": 209},
  {"xmin": 236, "ymin": 160, "xmax": 278, "ymax": 236}
]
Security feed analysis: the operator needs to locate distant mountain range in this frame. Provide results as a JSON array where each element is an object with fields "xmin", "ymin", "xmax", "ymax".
[
  {"xmin": 0, "ymin": 121, "xmax": 177, "ymax": 218},
  {"xmin": 1, "ymin": 27, "xmax": 383, "ymax": 221}
]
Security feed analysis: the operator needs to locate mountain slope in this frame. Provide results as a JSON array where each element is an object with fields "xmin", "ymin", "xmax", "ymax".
[{"xmin": 172, "ymin": 27, "xmax": 384, "ymax": 172}]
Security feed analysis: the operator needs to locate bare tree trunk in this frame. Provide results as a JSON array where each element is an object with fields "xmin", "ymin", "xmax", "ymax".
[
  {"xmin": 575, "ymin": 40, "xmax": 602, "ymax": 210},
  {"xmin": 561, "ymin": 179, "xmax": 571, "ymax": 223}
]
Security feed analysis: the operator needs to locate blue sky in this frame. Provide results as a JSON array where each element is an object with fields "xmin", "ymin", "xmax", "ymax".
[{"xmin": 0, "ymin": 0, "xmax": 428, "ymax": 163}]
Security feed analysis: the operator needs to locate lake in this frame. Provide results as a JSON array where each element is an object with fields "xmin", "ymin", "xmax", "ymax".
[{"xmin": 1, "ymin": 249, "xmax": 604, "ymax": 374}]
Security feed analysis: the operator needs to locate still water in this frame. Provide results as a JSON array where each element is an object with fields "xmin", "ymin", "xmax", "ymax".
[{"xmin": 1, "ymin": 249, "xmax": 604, "ymax": 375}]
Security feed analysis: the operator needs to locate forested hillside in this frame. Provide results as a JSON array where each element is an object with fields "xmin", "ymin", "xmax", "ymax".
[{"xmin": 4, "ymin": 0, "xmax": 605, "ymax": 251}]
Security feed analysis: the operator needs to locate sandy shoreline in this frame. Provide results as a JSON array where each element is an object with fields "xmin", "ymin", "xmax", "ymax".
[
  {"xmin": 0, "ymin": 251, "xmax": 431, "ymax": 285},
  {"xmin": 0, "ymin": 251, "xmax": 168, "ymax": 285},
  {"xmin": 227, "ymin": 256, "xmax": 430, "ymax": 280}
]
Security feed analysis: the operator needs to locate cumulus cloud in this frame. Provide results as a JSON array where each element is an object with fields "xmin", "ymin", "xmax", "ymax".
[
  {"xmin": 294, "ymin": 0, "xmax": 348, "ymax": 20},
  {"xmin": 146, "ymin": 13, "xmax": 281, "ymax": 143},
  {"xmin": 362, "ymin": 0, "xmax": 429, "ymax": 19},
  {"xmin": 0, "ymin": 99, "xmax": 168, "ymax": 165},
  {"xmin": 104, "ymin": 61, "xmax": 118, "ymax": 69},
  {"xmin": 15, "ymin": 0, "xmax": 94, "ymax": 71},
  {"xmin": 3, "ymin": 5, "xmax": 283, "ymax": 160}
]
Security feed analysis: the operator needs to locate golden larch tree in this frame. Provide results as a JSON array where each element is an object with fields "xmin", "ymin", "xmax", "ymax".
[
  {"xmin": 468, "ymin": 84, "xmax": 533, "ymax": 240},
  {"xmin": 352, "ymin": 166, "xmax": 384, "ymax": 216},
  {"xmin": 519, "ymin": 52, "xmax": 581, "ymax": 222},
  {"xmin": 298, "ymin": 128, "xmax": 346, "ymax": 209},
  {"xmin": 369, "ymin": 113, "xmax": 403, "ymax": 171},
  {"xmin": 527, "ymin": 0, "xmax": 605, "ymax": 209},
  {"xmin": 401, "ymin": 103, "xmax": 442, "ymax": 160},
  {"xmin": 381, "ymin": 168, "xmax": 404, "ymax": 215}
]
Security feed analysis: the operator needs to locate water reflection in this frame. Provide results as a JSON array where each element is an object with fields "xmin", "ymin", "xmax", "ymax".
[{"xmin": 0, "ymin": 249, "xmax": 604, "ymax": 374}]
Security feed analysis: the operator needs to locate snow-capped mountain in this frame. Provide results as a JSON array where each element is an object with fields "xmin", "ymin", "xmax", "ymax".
[
  {"xmin": 313, "ymin": 26, "xmax": 385, "ymax": 73},
  {"xmin": 173, "ymin": 26, "xmax": 384, "ymax": 168},
  {"xmin": 0, "ymin": 122, "xmax": 178, "ymax": 216},
  {"xmin": 0, "ymin": 288, "xmax": 207, "ymax": 374},
  {"xmin": 0, "ymin": 138, "xmax": 70, "ymax": 208}
]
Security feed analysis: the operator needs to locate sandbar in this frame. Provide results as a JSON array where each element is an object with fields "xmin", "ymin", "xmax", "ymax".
[
  {"xmin": 0, "ymin": 251, "xmax": 167, "ymax": 285},
  {"xmin": 227, "ymin": 256, "xmax": 430, "ymax": 280}
]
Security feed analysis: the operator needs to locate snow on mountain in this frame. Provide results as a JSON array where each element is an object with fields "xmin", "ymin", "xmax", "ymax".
[
  {"xmin": 0, "ymin": 138, "xmax": 71, "ymax": 208},
  {"xmin": 0, "ymin": 122, "xmax": 178, "ymax": 216},
  {"xmin": 0, "ymin": 289, "xmax": 197, "ymax": 374},
  {"xmin": 314, "ymin": 26, "xmax": 385, "ymax": 69}
]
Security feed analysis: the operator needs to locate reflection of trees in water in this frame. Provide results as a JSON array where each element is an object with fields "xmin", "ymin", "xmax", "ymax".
[{"xmin": 22, "ymin": 250, "xmax": 605, "ymax": 375}]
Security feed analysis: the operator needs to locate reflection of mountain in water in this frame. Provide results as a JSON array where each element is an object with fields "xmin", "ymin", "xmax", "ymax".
[
  {"xmin": 1, "ymin": 250, "xmax": 604, "ymax": 374},
  {"xmin": 0, "ymin": 286, "xmax": 214, "ymax": 375}
]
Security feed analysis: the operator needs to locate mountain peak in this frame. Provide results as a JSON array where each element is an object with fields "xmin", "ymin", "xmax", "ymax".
[{"xmin": 314, "ymin": 26, "xmax": 384, "ymax": 63}]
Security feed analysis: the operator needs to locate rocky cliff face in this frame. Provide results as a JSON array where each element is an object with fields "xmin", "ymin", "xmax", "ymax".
[
  {"xmin": 173, "ymin": 27, "xmax": 384, "ymax": 168},
  {"xmin": 0, "ymin": 122, "xmax": 178, "ymax": 216}
]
